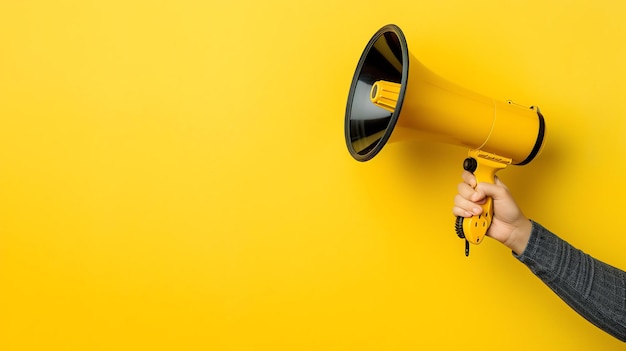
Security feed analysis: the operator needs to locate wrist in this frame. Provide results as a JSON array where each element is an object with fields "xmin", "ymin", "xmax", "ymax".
[{"xmin": 504, "ymin": 219, "xmax": 532, "ymax": 255}]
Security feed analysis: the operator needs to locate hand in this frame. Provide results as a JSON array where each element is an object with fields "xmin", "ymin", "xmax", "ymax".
[{"xmin": 452, "ymin": 171, "xmax": 532, "ymax": 255}]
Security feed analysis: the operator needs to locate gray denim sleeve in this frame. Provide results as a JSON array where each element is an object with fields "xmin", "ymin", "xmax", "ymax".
[{"xmin": 514, "ymin": 221, "xmax": 626, "ymax": 341}]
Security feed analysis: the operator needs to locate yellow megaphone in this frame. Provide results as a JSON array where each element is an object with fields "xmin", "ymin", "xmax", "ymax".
[{"xmin": 344, "ymin": 24, "xmax": 546, "ymax": 256}]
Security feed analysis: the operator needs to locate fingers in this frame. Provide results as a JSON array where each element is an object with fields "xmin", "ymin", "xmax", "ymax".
[
  {"xmin": 476, "ymin": 180, "xmax": 510, "ymax": 201},
  {"xmin": 453, "ymin": 181, "xmax": 484, "ymax": 217},
  {"xmin": 458, "ymin": 172, "xmax": 488, "ymax": 203},
  {"xmin": 461, "ymin": 171, "xmax": 477, "ymax": 188},
  {"xmin": 461, "ymin": 172, "xmax": 509, "ymax": 200},
  {"xmin": 453, "ymin": 193, "xmax": 483, "ymax": 217},
  {"xmin": 456, "ymin": 181, "xmax": 482, "ymax": 202},
  {"xmin": 453, "ymin": 172, "xmax": 510, "ymax": 218}
]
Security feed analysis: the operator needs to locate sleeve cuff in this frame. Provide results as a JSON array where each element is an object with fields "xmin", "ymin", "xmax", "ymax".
[{"xmin": 513, "ymin": 220, "xmax": 559, "ymax": 270}]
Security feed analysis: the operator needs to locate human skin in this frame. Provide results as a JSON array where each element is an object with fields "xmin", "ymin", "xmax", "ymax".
[{"xmin": 452, "ymin": 171, "xmax": 532, "ymax": 255}]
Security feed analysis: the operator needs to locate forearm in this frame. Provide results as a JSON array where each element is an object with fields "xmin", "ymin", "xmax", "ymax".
[{"xmin": 515, "ymin": 221, "xmax": 626, "ymax": 341}]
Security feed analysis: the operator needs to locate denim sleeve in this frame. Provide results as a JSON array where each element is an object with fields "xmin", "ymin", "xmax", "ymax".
[{"xmin": 515, "ymin": 221, "xmax": 626, "ymax": 341}]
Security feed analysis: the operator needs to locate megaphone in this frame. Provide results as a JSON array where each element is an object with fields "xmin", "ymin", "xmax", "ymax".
[{"xmin": 344, "ymin": 24, "xmax": 545, "ymax": 256}]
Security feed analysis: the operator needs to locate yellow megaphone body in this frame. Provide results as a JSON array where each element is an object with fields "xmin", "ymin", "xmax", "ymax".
[{"xmin": 344, "ymin": 24, "xmax": 545, "ymax": 256}]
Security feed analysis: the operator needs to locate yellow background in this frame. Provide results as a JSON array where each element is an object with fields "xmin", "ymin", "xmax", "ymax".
[{"xmin": 1, "ymin": 0, "xmax": 626, "ymax": 350}]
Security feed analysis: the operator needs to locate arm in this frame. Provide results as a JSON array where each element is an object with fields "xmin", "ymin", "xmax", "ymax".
[
  {"xmin": 516, "ymin": 221, "xmax": 626, "ymax": 342},
  {"xmin": 453, "ymin": 171, "xmax": 626, "ymax": 341}
]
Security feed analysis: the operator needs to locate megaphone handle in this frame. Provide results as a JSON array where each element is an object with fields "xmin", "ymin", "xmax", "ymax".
[{"xmin": 455, "ymin": 150, "xmax": 510, "ymax": 256}]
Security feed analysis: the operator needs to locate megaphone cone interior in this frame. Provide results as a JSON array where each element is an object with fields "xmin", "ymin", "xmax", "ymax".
[{"xmin": 344, "ymin": 24, "xmax": 545, "ymax": 165}]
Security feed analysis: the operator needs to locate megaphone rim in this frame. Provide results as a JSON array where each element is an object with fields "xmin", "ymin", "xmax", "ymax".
[{"xmin": 344, "ymin": 24, "xmax": 409, "ymax": 162}]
